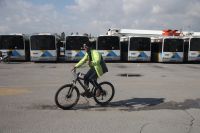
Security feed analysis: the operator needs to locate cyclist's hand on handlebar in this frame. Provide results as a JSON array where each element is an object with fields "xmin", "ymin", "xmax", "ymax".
[{"xmin": 71, "ymin": 67, "xmax": 76, "ymax": 72}]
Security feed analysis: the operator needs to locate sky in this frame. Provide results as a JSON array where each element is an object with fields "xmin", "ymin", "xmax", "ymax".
[{"xmin": 0, "ymin": 0, "xmax": 200, "ymax": 36}]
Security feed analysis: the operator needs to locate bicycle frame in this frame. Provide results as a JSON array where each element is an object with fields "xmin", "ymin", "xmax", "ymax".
[
  {"xmin": 71, "ymin": 71, "xmax": 99, "ymax": 93},
  {"xmin": 72, "ymin": 72, "xmax": 88, "ymax": 91}
]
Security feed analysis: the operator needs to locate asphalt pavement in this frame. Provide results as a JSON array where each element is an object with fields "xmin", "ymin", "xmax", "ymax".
[{"xmin": 0, "ymin": 62, "xmax": 200, "ymax": 133}]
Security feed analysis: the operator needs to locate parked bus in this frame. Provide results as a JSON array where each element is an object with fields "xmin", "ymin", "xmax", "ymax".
[
  {"xmin": 30, "ymin": 33, "xmax": 59, "ymax": 62},
  {"xmin": 0, "ymin": 34, "xmax": 30, "ymax": 61},
  {"xmin": 151, "ymin": 37, "xmax": 184, "ymax": 62},
  {"xmin": 121, "ymin": 36, "xmax": 151, "ymax": 62},
  {"xmin": 184, "ymin": 37, "xmax": 200, "ymax": 62},
  {"xmin": 97, "ymin": 35, "xmax": 120, "ymax": 61},
  {"xmin": 65, "ymin": 35, "xmax": 89, "ymax": 61}
]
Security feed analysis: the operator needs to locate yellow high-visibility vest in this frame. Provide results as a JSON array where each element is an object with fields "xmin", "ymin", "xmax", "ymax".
[{"xmin": 75, "ymin": 50, "xmax": 108, "ymax": 77}]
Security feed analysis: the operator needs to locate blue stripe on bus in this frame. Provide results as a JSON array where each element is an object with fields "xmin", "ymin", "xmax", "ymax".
[
  {"xmin": 41, "ymin": 51, "xmax": 53, "ymax": 57},
  {"xmin": 138, "ymin": 52, "xmax": 148, "ymax": 58},
  {"xmin": 107, "ymin": 51, "xmax": 118, "ymax": 57},
  {"xmin": 75, "ymin": 51, "xmax": 85, "ymax": 57},
  {"xmin": 12, "ymin": 50, "xmax": 21, "ymax": 56},
  {"xmin": 172, "ymin": 53, "xmax": 181, "ymax": 59}
]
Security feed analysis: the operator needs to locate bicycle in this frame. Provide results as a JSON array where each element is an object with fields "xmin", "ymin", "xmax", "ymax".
[
  {"xmin": 55, "ymin": 70, "xmax": 115, "ymax": 110},
  {"xmin": 0, "ymin": 51, "xmax": 12, "ymax": 63}
]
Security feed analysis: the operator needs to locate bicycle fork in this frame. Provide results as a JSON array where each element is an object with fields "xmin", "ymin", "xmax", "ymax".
[{"xmin": 67, "ymin": 84, "xmax": 76, "ymax": 98}]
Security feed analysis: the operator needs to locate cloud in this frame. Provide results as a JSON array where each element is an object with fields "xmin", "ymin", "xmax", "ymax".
[
  {"xmin": 0, "ymin": 0, "xmax": 68, "ymax": 34},
  {"xmin": 65, "ymin": 0, "xmax": 200, "ymax": 33},
  {"xmin": 65, "ymin": 0, "xmax": 125, "ymax": 34},
  {"xmin": 0, "ymin": 0, "xmax": 200, "ymax": 35}
]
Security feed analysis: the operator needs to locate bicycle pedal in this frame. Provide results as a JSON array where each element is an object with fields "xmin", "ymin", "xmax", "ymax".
[
  {"xmin": 81, "ymin": 91, "xmax": 89, "ymax": 97},
  {"xmin": 86, "ymin": 92, "xmax": 93, "ymax": 98}
]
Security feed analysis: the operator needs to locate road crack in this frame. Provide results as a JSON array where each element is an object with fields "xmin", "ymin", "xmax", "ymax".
[
  {"xmin": 139, "ymin": 123, "xmax": 149, "ymax": 133},
  {"xmin": 184, "ymin": 110, "xmax": 195, "ymax": 133}
]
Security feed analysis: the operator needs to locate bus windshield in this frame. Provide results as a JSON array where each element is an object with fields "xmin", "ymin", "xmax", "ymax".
[
  {"xmin": 66, "ymin": 36, "xmax": 89, "ymax": 50},
  {"xmin": 0, "ymin": 35, "xmax": 24, "ymax": 49},
  {"xmin": 31, "ymin": 35, "xmax": 55, "ymax": 50},
  {"xmin": 98, "ymin": 36, "xmax": 120, "ymax": 50},
  {"xmin": 129, "ymin": 37, "xmax": 150, "ymax": 51},
  {"xmin": 190, "ymin": 38, "xmax": 200, "ymax": 51},
  {"xmin": 163, "ymin": 39, "xmax": 183, "ymax": 52}
]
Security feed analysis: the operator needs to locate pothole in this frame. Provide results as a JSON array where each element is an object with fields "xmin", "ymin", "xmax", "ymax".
[{"xmin": 117, "ymin": 73, "xmax": 143, "ymax": 77}]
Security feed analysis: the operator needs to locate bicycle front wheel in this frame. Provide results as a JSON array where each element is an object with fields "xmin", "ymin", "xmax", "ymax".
[
  {"xmin": 94, "ymin": 81, "xmax": 115, "ymax": 106},
  {"xmin": 55, "ymin": 84, "xmax": 80, "ymax": 110}
]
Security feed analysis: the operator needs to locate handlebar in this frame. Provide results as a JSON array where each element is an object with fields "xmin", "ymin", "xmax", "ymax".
[{"xmin": 71, "ymin": 69, "xmax": 85, "ymax": 80}]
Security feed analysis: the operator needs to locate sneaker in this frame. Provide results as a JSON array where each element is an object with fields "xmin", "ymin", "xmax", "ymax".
[{"xmin": 81, "ymin": 91, "xmax": 93, "ymax": 98}]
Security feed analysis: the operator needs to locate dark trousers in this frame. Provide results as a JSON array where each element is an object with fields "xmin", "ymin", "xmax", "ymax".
[{"xmin": 84, "ymin": 68, "xmax": 98, "ymax": 88}]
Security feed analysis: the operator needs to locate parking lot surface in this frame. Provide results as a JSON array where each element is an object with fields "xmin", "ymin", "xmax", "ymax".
[{"xmin": 0, "ymin": 62, "xmax": 200, "ymax": 133}]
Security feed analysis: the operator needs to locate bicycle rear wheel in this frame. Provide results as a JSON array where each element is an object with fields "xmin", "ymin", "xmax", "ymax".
[
  {"xmin": 2, "ymin": 56, "xmax": 9, "ymax": 63},
  {"xmin": 55, "ymin": 84, "xmax": 80, "ymax": 110},
  {"xmin": 93, "ymin": 81, "xmax": 115, "ymax": 106}
]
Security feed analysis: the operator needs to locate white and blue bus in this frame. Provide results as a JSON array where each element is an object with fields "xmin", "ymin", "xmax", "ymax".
[
  {"xmin": 30, "ymin": 33, "xmax": 58, "ymax": 62},
  {"xmin": 121, "ymin": 36, "xmax": 151, "ymax": 62},
  {"xmin": 65, "ymin": 35, "xmax": 89, "ymax": 61},
  {"xmin": 184, "ymin": 37, "xmax": 200, "ymax": 62},
  {"xmin": 97, "ymin": 35, "xmax": 120, "ymax": 61},
  {"xmin": 151, "ymin": 37, "xmax": 184, "ymax": 62},
  {"xmin": 0, "ymin": 34, "xmax": 30, "ymax": 61}
]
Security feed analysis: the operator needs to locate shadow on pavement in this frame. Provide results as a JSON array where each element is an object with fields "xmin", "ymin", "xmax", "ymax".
[
  {"xmin": 26, "ymin": 98, "xmax": 200, "ymax": 111},
  {"xmin": 74, "ymin": 98, "xmax": 165, "ymax": 111},
  {"xmin": 26, "ymin": 98, "xmax": 165, "ymax": 111},
  {"xmin": 110, "ymin": 98, "xmax": 165, "ymax": 107}
]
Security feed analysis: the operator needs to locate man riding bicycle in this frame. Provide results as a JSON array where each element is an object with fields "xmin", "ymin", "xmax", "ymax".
[
  {"xmin": 72, "ymin": 43, "xmax": 108, "ymax": 96},
  {"xmin": 55, "ymin": 43, "xmax": 114, "ymax": 109}
]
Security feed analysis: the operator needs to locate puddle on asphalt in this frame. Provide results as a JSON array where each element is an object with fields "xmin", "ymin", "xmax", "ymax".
[
  {"xmin": 114, "ymin": 64, "xmax": 128, "ymax": 68},
  {"xmin": 37, "ymin": 65, "xmax": 57, "ymax": 69},
  {"xmin": 48, "ymin": 66, "xmax": 57, "ymax": 68},
  {"xmin": 117, "ymin": 73, "xmax": 143, "ymax": 77},
  {"xmin": 119, "ymin": 98, "xmax": 200, "ymax": 111},
  {"xmin": 152, "ymin": 65, "xmax": 165, "ymax": 69}
]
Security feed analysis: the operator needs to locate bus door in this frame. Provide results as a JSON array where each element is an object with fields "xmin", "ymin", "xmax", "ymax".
[
  {"xmin": 30, "ymin": 35, "xmax": 57, "ymax": 61},
  {"xmin": 162, "ymin": 38, "xmax": 184, "ymax": 62},
  {"xmin": 0, "ymin": 35, "xmax": 26, "ymax": 61},
  {"xmin": 188, "ymin": 38, "xmax": 200, "ymax": 61},
  {"xmin": 120, "ymin": 37, "xmax": 128, "ymax": 61},
  {"xmin": 65, "ymin": 36, "xmax": 89, "ymax": 61},
  {"xmin": 151, "ymin": 39, "xmax": 162, "ymax": 62},
  {"xmin": 97, "ymin": 36, "xmax": 120, "ymax": 61},
  {"xmin": 183, "ymin": 38, "xmax": 189, "ymax": 62},
  {"xmin": 128, "ymin": 37, "xmax": 151, "ymax": 61}
]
